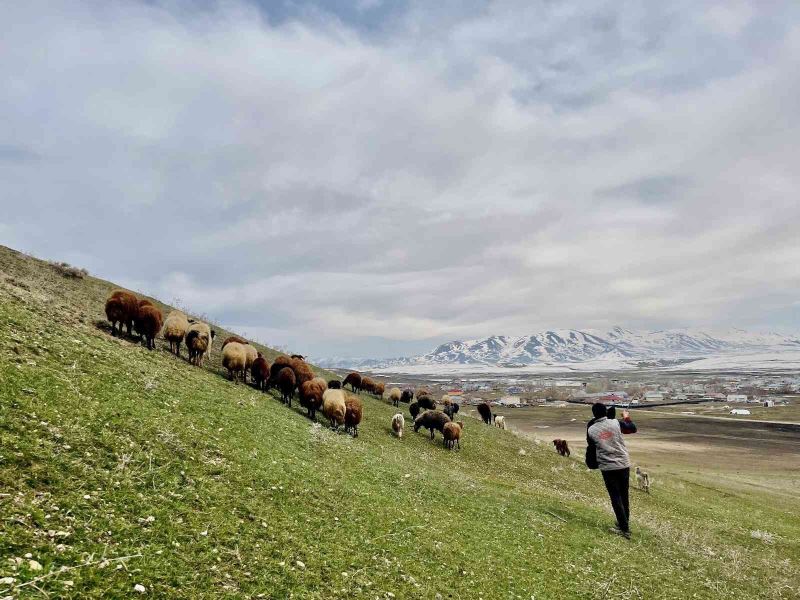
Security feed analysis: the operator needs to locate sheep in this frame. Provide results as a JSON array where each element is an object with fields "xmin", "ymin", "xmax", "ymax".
[
  {"xmin": 477, "ymin": 402, "xmax": 493, "ymax": 425},
  {"xmin": 373, "ymin": 381, "xmax": 386, "ymax": 398},
  {"xmin": 416, "ymin": 387, "xmax": 430, "ymax": 398},
  {"xmin": 290, "ymin": 357, "xmax": 315, "ymax": 389},
  {"xmin": 251, "ymin": 353, "xmax": 270, "ymax": 391},
  {"xmin": 361, "ymin": 376, "xmax": 375, "ymax": 395},
  {"xmin": 553, "ymin": 439, "xmax": 570, "ymax": 457},
  {"xmin": 391, "ymin": 413, "xmax": 405, "ymax": 438},
  {"xmin": 186, "ymin": 322, "xmax": 215, "ymax": 367},
  {"xmin": 344, "ymin": 395, "xmax": 363, "ymax": 437},
  {"xmin": 495, "ymin": 415, "xmax": 506, "ymax": 430},
  {"xmin": 388, "ymin": 387, "xmax": 402, "ymax": 407},
  {"xmin": 135, "ymin": 303, "xmax": 163, "ymax": 350},
  {"xmin": 299, "ymin": 377, "xmax": 327, "ymax": 420},
  {"xmin": 221, "ymin": 335, "xmax": 248, "ymax": 349},
  {"xmin": 162, "ymin": 310, "xmax": 189, "ymax": 356},
  {"xmin": 635, "ymin": 466, "xmax": 650, "ymax": 493},
  {"xmin": 222, "ymin": 342, "xmax": 248, "ymax": 383},
  {"xmin": 400, "ymin": 389, "xmax": 414, "ymax": 404},
  {"xmin": 242, "ymin": 344, "xmax": 258, "ymax": 383},
  {"xmin": 343, "ymin": 372, "xmax": 362, "ymax": 393},
  {"xmin": 269, "ymin": 355, "xmax": 294, "ymax": 385},
  {"xmin": 290, "ymin": 354, "xmax": 306, "ymax": 360},
  {"xmin": 409, "ymin": 401, "xmax": 420, "ymax": 420},
  {"xmin": 413, "ymin": 410, "xmax": 451, "ymax": 441},
  {"xmin": 327, "ymin": 380, "xmax": 341, "ymax": 389},
  {"xmin": 443, "ymin": 421, "xmax": 464, "ymax": 450},
  {"xmin": 441, "ymin": 394, "xmax": 451, "ymax": 405},
  {"xmin": 104, "ymin": 290, "xmax": 138, "ymax": 337},
  {"xmin": 322, "ymin": 389, "xmax": 347, "ymax": 430},
  {"xmin": 277, "ymin": 367, "xmax": 296, "ymax": 406},
  {"xmin": 443, "ymin": 401, "xmax": 460, "ymax": 421},
  {"xmin": 417, "ymin": 394, "xmax": 436, "ymax": 411}
]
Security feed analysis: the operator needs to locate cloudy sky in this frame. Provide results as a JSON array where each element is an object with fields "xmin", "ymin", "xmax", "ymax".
[{"xmin": 2, "ymin": 1, "xmax": 799, "ymax": 358}]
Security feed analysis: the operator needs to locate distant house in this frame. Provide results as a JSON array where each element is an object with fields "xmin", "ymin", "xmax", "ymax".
[
  {"xmin": 644, "ymin": 392, "xmax": 664, "ymax": 402},
  {"xmin": 727, "ymin": 394, "xmax": 748, "ymax": 403},
  {"xmin": 506, "ymin": 386, "xmax": 525, "ymax": 394},
  {"xmin": 730, "ymin": 408, "xmax": 751, "ymax": 416},
  {"xmin": 496, "ymin": 396, "xmax": 522, "ymax": 407},
  {"xmin": 763, "ymin": 400, "xmax": 775, "ymax": 407},
  {"xmin": 447, "ymin": 390, "xmax": 463, "ymax": 397}
]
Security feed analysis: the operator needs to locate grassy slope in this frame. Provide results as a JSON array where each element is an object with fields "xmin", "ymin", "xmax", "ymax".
[{"xmin": 0, "ymin": 245, "xmax": 798, "ymax": 599}]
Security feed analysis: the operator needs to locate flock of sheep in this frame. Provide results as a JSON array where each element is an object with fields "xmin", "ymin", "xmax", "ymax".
[{"xmin": 103, "ymin": 289, "xmax": 518, "ymax": 449}]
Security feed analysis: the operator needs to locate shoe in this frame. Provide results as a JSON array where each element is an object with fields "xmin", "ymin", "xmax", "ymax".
[{"xmin": 609, "ymin": 526, "xmax": 631, "ymax": 539}]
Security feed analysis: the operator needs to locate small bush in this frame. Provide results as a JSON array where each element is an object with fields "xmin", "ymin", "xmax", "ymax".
[{"xmin": 49, "ymin": 261, "xmax": 88, "ymax": 279}]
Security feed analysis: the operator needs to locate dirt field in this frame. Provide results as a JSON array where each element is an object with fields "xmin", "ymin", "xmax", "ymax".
[{"xmin": 485, "ymin": 404, "xmax": 800, "ymax": 500}]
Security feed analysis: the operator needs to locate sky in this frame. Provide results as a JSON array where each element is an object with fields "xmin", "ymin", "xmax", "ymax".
[{"xmin": 1, "ymin": 0, "xmax": 799, "ymax": 358}]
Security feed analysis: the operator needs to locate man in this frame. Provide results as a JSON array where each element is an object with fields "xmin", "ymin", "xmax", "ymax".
[{"xmin": 587, "ymin": 403, "xmax": 637, "ymax": 538}]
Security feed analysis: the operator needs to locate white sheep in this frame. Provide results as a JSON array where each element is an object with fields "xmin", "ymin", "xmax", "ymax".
[
  {"xmin": 222, "ymin": 342, "xmax": 247, "ymax": 383},
  {"xmin": 162, "ymin": 310, "xmax": 190, "ymax": 356},
  {"xmin": 391, "ymin": 413, "xmax": 405, "ymax": 438},
  {"xmin": 186, "ymin": 322, "xmax": 215, "ymax": 367},
  {"xmin": 322, "ymin": 389, "xmax": 347, "ymax": 430},
  {"xmin": 494, "ymin": 415, "xmax": 506, "ymax": 430},
  {"xmin": 242, "ymin": 343, "xmax": 258, "ymax": 383}
]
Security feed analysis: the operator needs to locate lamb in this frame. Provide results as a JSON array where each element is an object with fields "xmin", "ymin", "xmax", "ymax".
[
  {"xmin": 635, "ymin": 466, "xmax": 650, "ymax": 493},
  {"xmin": 442, "ymin": 421, "xmax": 464, "ymax": 450},
  {"xmin": 104, "ymin": 290, "xmax": 138, "ymax": 337},
  {"xmin": 343, "ymin": 372, "xmax": 362, "ymax": 392},
  {"xmin": 299, "ymin": 377, "xmax": 327, "ymax": 420},
  {"xmin": 251, "ymin": 353, "xmax": 270, "ymax": 391},
  {"xmin": 277, "ymin": 367, "xmax": 296, "ymax": 406},
  {"xmin": 327, "ymin": 380, "xmax": 341, "ymax": 389},
  {"xmin": 222, "ymin": 341, "xmax": 248, "ymax": 383},
  {"xmin": 162, "ymin": 310, "xmax": 190, "ymax": 356},
  {"xmin": 400, "ymin": 389, "xmax": 414, "ymax": 404},
  {"xmin": 409, "ymin": 401, "xmax": 420, "ymax": 420},
  {"xmin": 221, "ymin": 335, "xmax": 248, "ymax": 349},
  {"xmin": 186, "ymin": 322, "xmax": 215, "ymax": 367},
  {"xmin": 135, "ymin": 303, "xmax": 163, "ymax": 350},
  {"xmin": 443, "ymin": 401, "xmax": 460, "ymax": 421},
  {"xmin": 344, "ymin": 395, "xmax": 363, "ymax": 437},
  {"xmin": 242, "ymin": 344, "xmax": 258, "ymax": 383},
  {"xmin": 416, "ymin": 394, "xmax": 436, "ymax": 411},
  {"xmin": 388, "ymin": 387, "xmax": 402, "ymax": 407},
  {"xmin": 391, "ymin": 413, "xmax": 405, "ymax": 438},
  {"xmin": 553, "ymin": 439, "xmax": 570, "ymax": 457},
  {"xmin": 495, "ymin": 415, "xmax": 506, "ymax": 430},
  {"xmin": 373, "ymin": 381, "xmax": 386, "ymax": 398},
  {"xmin": 477, "ymin": 402, "xmax": 493, "ymax": 425},
  {"xmin": 413, "ymin": 410, "xmax": 451, "ymax": 441},
  {"xmin": 322, "ymin": 389, "xmax": 347, "ymax": 430}
]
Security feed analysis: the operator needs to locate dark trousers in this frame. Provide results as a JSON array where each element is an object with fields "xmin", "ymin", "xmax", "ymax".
[{"xmin": 601, "ymin": 467, "xmax": 630, "ymax": 532}]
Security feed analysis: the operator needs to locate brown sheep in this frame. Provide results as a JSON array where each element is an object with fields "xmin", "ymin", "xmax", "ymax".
[
  {"xmin": 277, "ymin": 367, "xmax": 296, "ymax": 406},
  {"xmin": 322, "ymin": 389, "xmax": 347, "ymax": 430},
  {"xmin": 135, "ymin": 303, "xmax": 163, "ymax": 350},
  {"xmin": 290, "ymin": 357, "xmax": 315, "ymax": 388},
  {"xmin": 443, "ymin": 421, "xmax": 464, "ymax": 450},
  {"xmin": 222, "ymin": 335, "xmax": 248, "ymax": 349},
  {"xmin": 373, "ymin": 382, "xmax": 385, "ymax": 398},
  {"xmin": 270, "ymin": 355, "xmax": 293, "ymax": 384},
  {"xmin": 343, "ymin": 372, "xmax": 362, "ymax": 393},
  {"xmin": 344, "ymin": 394, "xmax": 363, "ymax": 437},
  {"xmin": 414, "ymin": 410, "xmax": 451, "ymax": 441},
  {"xmin": 186, "ymin": 322, "xmax": 216, "ymax": 367},
  {"xmin": 222, "ymin": 342, "xmax": 247, "ymax": 383},
  {"xmin": 251, "ymin": 353, "xmax": 270, "ymax": 391},
  {"xmin": 104, "ymin": 290, "xmax": 138, "ymax": 337},
  {"xmin": 162, "ymin": 310, "xmax": 189, "ymax": 356},
  {"xmin": 290, "ymin": 354, "xmax": 306, "ymax": 360},
  {"xmin": 361, "ymin": 376, "xmax": 375, "ymax": 395},
  {"xmin": 299, "ymin": 377, "xmax": 327, "ymax": 420},
  {"xmin": 553, "ymin": 439, "xmax": 570, "ymax": 457}
]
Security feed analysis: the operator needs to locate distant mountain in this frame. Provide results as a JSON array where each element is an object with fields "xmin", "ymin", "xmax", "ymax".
[{"xmin": 313, "ymin": 327, "xmax": 800, "ymax": 372}]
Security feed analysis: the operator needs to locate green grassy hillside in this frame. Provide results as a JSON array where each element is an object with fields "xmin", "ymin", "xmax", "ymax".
[{"xmin": 1, "ymin": 245, "xmax": 798, "ymax": 598}]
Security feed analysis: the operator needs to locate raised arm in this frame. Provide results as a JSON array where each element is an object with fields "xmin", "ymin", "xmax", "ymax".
[{"xmin": 620, "ymin": 409, "xmax": 637, "ymax": 434}]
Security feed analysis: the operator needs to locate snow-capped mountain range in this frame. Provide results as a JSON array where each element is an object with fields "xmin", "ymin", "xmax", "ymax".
[{"xmin": 314, "ymin": 327, "xmax": 800, "ymax": 373}]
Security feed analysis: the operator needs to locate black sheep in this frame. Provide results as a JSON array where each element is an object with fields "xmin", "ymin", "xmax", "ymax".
[
  {"xmin": 327, "ymin": 380, "xmax": 341, "ymax": 389},
  {"xmin": 417, "ymin": 394, "xmax": 436, "ymax": 411},
  {"xmin": 477, "ymin": 402, "xmax": 493, "ymax": 425},
  {"xmin": 413, "ymin": 410, "xmax": 451, "ymax": 441},
  {"xmin": 400, "ymin": 389, "xmax": 414, "ymax": 404},
  {"xmin": 444, "ymin": 402, "xmax": 460, "ymax": 421},
  {"xmin": 409, "ymin": 401, "xmax": 420, "ymax": 420},
  {"xmin": 277, "ymin": 367, "xmax": 296, "ymax": 406}
]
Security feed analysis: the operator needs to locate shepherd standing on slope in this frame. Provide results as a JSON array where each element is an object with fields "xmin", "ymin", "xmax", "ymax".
[{"xmin": 587, "ymin": 403, "xmax": 637, "ymax": 539}]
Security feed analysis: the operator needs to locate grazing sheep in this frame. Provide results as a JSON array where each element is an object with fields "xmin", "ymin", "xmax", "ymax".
[
  {"xmin": 104, "ymin": 290, "xmax": 138, "ymax": 337},
  {"xmin": 495, "ymin": 415, "xmax": 506, "ymax": 430},
  {"xmin": 388, "ymin": 387, "xmax": 402, "ymax": 407},
  {"xmin": 322, "ymin": 389, "xmax": 347, "ymax": 430},
  {"xmin": 299, "ymin": 377, "xmax": 327, "ymax": 420},
  {"xmin": 135, "ymin": 303, "xmax": 163, "ymax": 350},
  {"xmin": 222, "ymin": 342, "xmax": 248, "ymax": 383},
  {"xmin": 290, "ymin": 354, "xmax": 306, "ymax": 360},
  {"xmin": 277, "ymin": 367, "xmax": 296, "ymax": 406},
  {"xmin": 635, "ymin": 466, "xmax": 650, "ymax": 493},
  {"xmin": 443, "ymin": 421, "xmax": 464, "ymax": 450},
  {"xmin": 477, "ymin": 402, "xmax": 493, "ymax": 425},
  {"xmin": 443, "ymin": 402, "xmax": 460, "ymax": 421},
  {"xmin": 417, "ymin": 394, "xmax": 436, "ymax": 411},
  {"xmin": 400, "ymin": 389, "xmax": 414, "ymax": 404},
  {"xmin": 413, "ymin": 410, "xmax": 451, "ymax": 441},
  {"xmin": 391, "ymin": 413, "xmax": 405, "ymax": 438},
  {"xmin": 344, "ymin": 395, "xmax": 363, "ymax": 437},
  {"xmin": 416, "ymin": 387, "xmax": 430, "ymax": 398},
  {"xmin": 441, "ymin": 394, "xmax": 451, "ymax": 405},
  {"xmin": 290, "ymin": 357, "xmax": 315, "ymax": 389},
  {"xmin": 409, "ymin": 401, "xmax": 420, "ymax": 420},
  {"xmin": 221, "ymin": 335, "xmax": 248, "ymax": 349},
  {"xmin": 242, "ymin": 344, "xmax": 258, "ymax": 383},
  {"xmin": 251, "ymin": 353, "xmax": 270, "ymax": 391},
  {"xmin": 373, "ymin": 382, "xmax": 385, "ymax": 398},
  {"xmin": 186, "ymin": 323, "xmax": 215, "ymax": 367},
  {"xmin": 553, "ymin": 439, "xmax": 570, "ymax": 457},
  {"xmin": 327, "ymin": 380, "xmax": 341, "ymax": 389},
  {"xmin": 269, "ymin": 355, "xmax": 294, "ymax": 385},
  {"xmin": 343, "ymin": 372, "xmax": 362, "ymax": 393},
  {"xmin": 361, "ymin": 376, "xmax": 375, "ymax": 395},
  {"xmin": 162, "ymin": 310, "xmax": 189, "ymax": 356}
]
